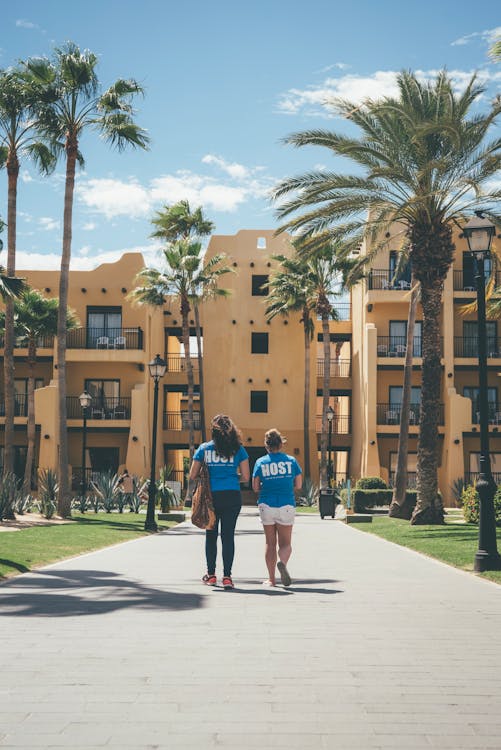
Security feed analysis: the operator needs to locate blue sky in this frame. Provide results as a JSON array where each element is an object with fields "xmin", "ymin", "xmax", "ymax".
[{"xmin": 0, "ymin": 0, "xmax": 499, "ymax": 270}]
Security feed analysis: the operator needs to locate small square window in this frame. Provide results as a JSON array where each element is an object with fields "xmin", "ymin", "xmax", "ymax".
[
  {"xmin": 252, "ymin": 274, "xmax": 269, "ymax": 296},
  {"xmin": 250, "ymin": 390, "xmax": 268, "ymax": 413},
  {"xmin": 257, "ymin": 237, "xmax": 267, "ymax": 249},
  {"xmin": 251, "ymin": 332, "xmax": 269, "ymax": 354}
]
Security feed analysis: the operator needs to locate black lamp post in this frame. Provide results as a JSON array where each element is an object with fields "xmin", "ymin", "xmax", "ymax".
[
  {"xmin": 145, "ymin": 354, "xmax": 167, "ymax": 532},
  {"xmin": 463, "ymin": 213, "xmax": 501, "ymax": 571},
  {"xmin": 79, "ymin": 390, "xmax": 92, "ymax": 507},
  {"xmin": 327, "ymin": 405, "xmax": 334, "ymax": 488}
]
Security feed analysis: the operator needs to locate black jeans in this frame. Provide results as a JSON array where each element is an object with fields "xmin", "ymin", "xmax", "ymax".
[{"xmin": 205, "ymin": 490, "xmax": 242, "ymax": 577}]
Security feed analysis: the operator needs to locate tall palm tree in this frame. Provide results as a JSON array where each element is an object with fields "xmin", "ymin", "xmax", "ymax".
[
  {"xmin": 274, "ymin": 70, "xmax": 501, "ymax": 524},
  {"xmin": 150, "ymin": 201, "xmax": 215, "ymax": 440},
  {"xmin": 266, "ymin": 254, "xmax": 315, "ymax": 479},
  {"xmin": 0, "ymin": 67, "xmax": 55, "ymax": 476},
  {"xmin": 130, "ymin": 240, "xmax": 231, "ymax": 459},
  {"xmin": 24, "ymin": 42, "xmax": 149, "ymax": 516},
  {"xmin": 0, "ymin": 289, "xmax": 78, "ymax": 495}
]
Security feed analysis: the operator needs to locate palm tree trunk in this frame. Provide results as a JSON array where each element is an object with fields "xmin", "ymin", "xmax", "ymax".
[
  {"xmin": 320, "ymin": 313, "xmax": 331, "ymax": 487},
  {"xmin": 302, "ymin": 309, "xmax": 311, "ymax": 479},
  {"xmin": 389, "ymin": 276, "xmax": 418, "ymax": 519},
  {"xmin": 411, "ymin": 279, "xmax": 445, "ymax": 524},
  {"xmin": 57, "ymin": 140, "xmax": 77, "ymax": 517},
  {"xmin": 3, "ymin": 153, "xmax": 19, "ymax": 477},
  {"xmin": 194, "ymin": 303, "xmax": 206, "ymax": 441},
  {"xmin": 181, "ymin": 296, "xmax": 195, "ymax": 459},
  {"xmin": 23, "ymin": 338, "xmax": 36, "ymax": 497}
]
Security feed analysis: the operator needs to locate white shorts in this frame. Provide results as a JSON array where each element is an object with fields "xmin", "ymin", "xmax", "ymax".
[{"xmin": 258, "ymin": 503, "xmax": 295, "ymax": 526}]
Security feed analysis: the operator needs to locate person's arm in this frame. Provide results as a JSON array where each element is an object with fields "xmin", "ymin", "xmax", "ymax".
[
  {"xmin": 189, "ymin": 460, "xmax": 202, "ymax": 481},
  {"xmin": 252, "ymin": 475, "xmax": 261, "ymax": 493},
  {"xmin": 294, "ymin": 473, "xmax": 303, "ymax": 491},
  {"xmin": 239, "ymin": 458, "xmax": 250, "ymax": 484}
]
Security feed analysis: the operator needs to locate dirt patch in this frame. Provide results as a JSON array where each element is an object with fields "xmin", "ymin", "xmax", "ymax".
[{"xmin": 0, "ymin": 513, "xmax": 73, "ymax": 532}]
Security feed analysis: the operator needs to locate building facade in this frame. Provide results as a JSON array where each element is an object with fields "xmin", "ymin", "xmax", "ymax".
[{"xmin": 0, "ymin": 227, "xmax": 494, "ymax": 505}]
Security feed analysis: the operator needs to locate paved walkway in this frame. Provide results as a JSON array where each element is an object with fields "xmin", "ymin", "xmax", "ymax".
[{"xmin": 1, "ymin": 509, "xmax": 501, "ymax": 749}]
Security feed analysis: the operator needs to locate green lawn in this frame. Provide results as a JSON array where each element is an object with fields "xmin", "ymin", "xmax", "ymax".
[
  {"xmin": 0, "ymin": 513, "xmax": 177, "ymax": 581},
  {"xmin": 349, "ymin": 515, "xmax": 501, "ymax": 584}
]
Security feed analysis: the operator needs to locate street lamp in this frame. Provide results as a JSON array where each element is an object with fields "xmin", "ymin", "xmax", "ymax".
[
  {"xmin": 463, "ymin": 213, "xmax": 501, "ymax": 571},
  {"xmin": 327, "ymin": 405, "xmax": 335, "ymax": 488},
  {"xmin": 79, "ymin": 390, "xmax": 92, "ymax": 508},
  {"xmin": 145, "ymin": 354, "xmax": 167, "ymax": 532}
]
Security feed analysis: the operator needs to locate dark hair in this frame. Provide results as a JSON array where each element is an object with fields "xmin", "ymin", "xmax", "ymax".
[
  {"xmin": 211, "ymin": 414, "xmax": 242, "ymax": 459},
  {"xmin": 265, "ymin": 428, "xmax": 284, "ymax": 451}
]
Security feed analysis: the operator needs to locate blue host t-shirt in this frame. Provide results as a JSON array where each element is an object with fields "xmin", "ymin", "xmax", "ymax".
[
  {"xmin": 194, "ymin": 440, "xmax": 249, "ymax": 492},
  {"xmin": 252, "ymin": 452, "xmax": 302, "ymax": 507}
]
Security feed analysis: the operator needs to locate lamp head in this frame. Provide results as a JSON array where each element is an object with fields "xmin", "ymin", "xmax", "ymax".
[
  {"xmin": 79, "ymin": 390, "xmax": 92, "ymax": 410},
  {"xmin": 148, "ymin": 353, "xmax": 167, "ymax": 381},
  {"xmin": 463, "ymin": 214, "xmax": 496, "ymax": 259},
  {"xmin": 327, "ymin": 405, "xmax": 335, "ymax": 423}
]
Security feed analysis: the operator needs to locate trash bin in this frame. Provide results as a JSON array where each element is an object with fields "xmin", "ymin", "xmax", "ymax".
[{"xmin": 319, "ymin": 488, "xmax": 337, "ymax": 519}]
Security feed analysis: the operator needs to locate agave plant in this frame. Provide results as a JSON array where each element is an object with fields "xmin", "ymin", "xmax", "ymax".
[
  {"xmin": 91, "ymin": 471, "xmax": 121, "ymax": 513},
  {"xmin": 157, "ymin": 465, "xmax": 177, "ymax": 512},
  {"xmin": 37, "ymin": 469, "xmax": 58, "ymax": 519},
  {"xmin": 297, "ymin": 477, "xmax": 319, "ymax": 507},
  {"xmin": 0, "ymin": 472, "xmax": 20, "ymax": 521},
  {"xmin": 15, "ymin": 493, "xmax": 33, "ymax": 515}
]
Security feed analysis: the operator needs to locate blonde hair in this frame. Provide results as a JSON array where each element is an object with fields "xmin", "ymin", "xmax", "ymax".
[{"xmin": 264, "ymin": 428, "xmax": 285, "ymax": 451}]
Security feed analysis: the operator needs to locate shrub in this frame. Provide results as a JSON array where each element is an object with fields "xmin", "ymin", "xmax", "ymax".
[
  {"xmin": 462, "ymin": 484, "xmax": 501, "ymax": 525},
  {"xmin": 297, "ymin": 478, "xmax": 319, "ymax": 507},
  {"xmin": 15, "ymin": 494, "xmax": 34, "ymax": 515},
  {"xmin": 72, "ymin": 494, "xmax": 91, "ymax": 513},
  {"xmin": 0, "ymin": 473, "xmax": 20, "ymax": 521},
  {"xmin": 157, "ymin": 466, "xmax": 177, "ymax": 512},
  {"xmin": 450, "ymin": 478, "xmax": 465, "ymax": 506},
  {"xmin": 91, "ymin": 471, "xmax": 120, "ymax": 513},
  {"xmin": 37, "ymin": 469, "xmax": 58, "ymax": 519},
  {"xmin": 356, "ymin": 476, "xmax": 387, "ymax": 490},
  {"xmin": 353, "ymin": 489, "xmax": 419, "ymax": 513}
]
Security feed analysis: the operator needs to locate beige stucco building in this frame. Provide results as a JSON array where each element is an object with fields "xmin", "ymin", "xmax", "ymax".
[{"xmin": 0, "ymin": 227, "xmax": 496, "ymax": 505}]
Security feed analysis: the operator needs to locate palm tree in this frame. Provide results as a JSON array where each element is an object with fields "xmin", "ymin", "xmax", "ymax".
[
  {"xmin": 0, "ymin": 67, "xmax": 55, "ymax": 476},
  {"xmin": 266, "ymin": 254, "xmax": 315, "ymax": 479},
  {"xmin": 274, "ymin": 70, "xmax": 501, "ymax": 524},
  {"xmin": 490, "ymin": 37, "xmax": 501, "ymax": 61},
  {"xmin": 0, "ymin": 290, "xmax": 78, "ymax": 496},
  {"xmin": 130, "ymin": 240, "xmax": 231, "ymax": 459},
  {"xmin": 150, "ymin": 201, "xmax": 215, "ymax": 440},
  {"xmin": 24, "ymin": 42, "xmax": 149, "ymax": 516}
]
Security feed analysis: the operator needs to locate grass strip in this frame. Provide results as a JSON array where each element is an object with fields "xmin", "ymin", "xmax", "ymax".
[
  {"xmin": 349, "ymin": 515, "xmax": 501, "ymax": 584},
  {"xmin": 0, "ymin": 513, "xmax": 177, "ymax": 580}
]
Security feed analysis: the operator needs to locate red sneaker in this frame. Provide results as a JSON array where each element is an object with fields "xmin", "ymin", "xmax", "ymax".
[
  {"xmin": 222, "ymin": 576, "xmax": 234, "ymax": 590},
  {"xmin": 202, "ymin": 574, "xmax": 217, "ymax": 586}
]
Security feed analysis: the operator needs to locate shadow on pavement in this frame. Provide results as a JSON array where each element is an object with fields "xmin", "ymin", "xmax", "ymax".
[
  {"xmin": 0, "ymin": 569, "xmax": 205, "ymax": 618},
  {"xmin": 0, "ymin": 558, "xmax": 30, "ymax": 574},
  {"xmin": 233, "ymin": 578, "xmax": 344, "ymax": 596}
]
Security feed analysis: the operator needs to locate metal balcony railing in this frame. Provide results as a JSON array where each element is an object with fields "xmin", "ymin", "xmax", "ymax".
[
  {"xmin": 377, "ymin": 336, "xmax": 423, "ymax": 358},
  {"xmin": 368, "ymin": 270, "xmax": 412, "ymax": 291},
  {"xmin": 453, "ymin": 270, "xmax": 496, "ymax": 291},
  {"xmin": 67, "ymin": 396, "xmax": 131, "ymax": 420},
  {"xmin": 334, "ymin": 303, "xmax": 351, "ymax": 321},
  {"xmin": 377, "ymin": 403, "xmax": 444, "ymax": 426},
  {"xmin": 0, "ymin": 333, "xmax": 54, "ymax": 349},
  {"xmin": 315, "ymin": 414, "xmax": 351, "ymax": 434},
  {"xmin": 470, "ymin": 405, "xmax": 501, "ymax": 425},
  {"xmin": 0, "ymin": 394, "xmax": 28, "ymax": 417},
  {"xmin": 165, "ymin": 354, "xmax": 200, "ymax": 373},
  {"xmin": 464, "ymin": 472, "xmax": 501, "ymax": 487},
  {"xmin": 389, "ymin": 472, "xmax": 417, "ymax": 489},
  {"xmin": 163, "ymin": 411, "xmax": 201, "ymax": 430},
  {"xmin": 454, "ymin": 337, "xmax": 501, "ymax": 358},
  {"xmin": 316, "ymin": 359, "xmax": 351, "ymax": 377},
  {"xmin": 66, "ymin": 327, "xmax": 143, "ymax": 350}
]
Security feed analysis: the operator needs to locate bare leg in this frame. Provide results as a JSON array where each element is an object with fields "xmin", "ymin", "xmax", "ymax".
[
  {"xmin": 277, "ymin": 524, "xmax": 293, "ymax": 565},
  {"xmin": 263, "ymin": 524, "xmax": 278, "ymax": 585}
]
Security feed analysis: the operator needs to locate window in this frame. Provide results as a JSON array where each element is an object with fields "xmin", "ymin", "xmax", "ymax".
[
  {"xmin": 250, "ymin": 390, "xmax": 268, "ymax": 413},
  {"xmin": 86, "ymin": 306, "xmax": 122, "ymax": 348},
  {"xmin": 257, "ymin": 237, "xmax": 267, "ymax": 249},
  {"xmin": 389, "ymin": 386, "xmax": 421, "ymax": 406},
  {"xmin": 389, "ymin": 251, "xmax": 411, "ymax": 284},
  {"xmin": 463, "ymin": 320, "xmax": 497, "ymax": 357},
  {"xmin": 463, "ymin": 252, "xmax": 491, "ymax": 289},
  {"xmin": 389, "ymin": 321, "xmax": 422, "ymax": 356},
  {"xmin": 251, "ymin": 332, "xmax": 269, "ymax": 354},
  {"xmin": 463, "ymin": 386, "xmax": 498, "ymax": 422},
  {"xmin": 252, "ymin": 275, "xmax": 269, "ymax": 296},
  {"xmin": 85, "ymin": 379, "xmax": 120, "ymax": 418}
]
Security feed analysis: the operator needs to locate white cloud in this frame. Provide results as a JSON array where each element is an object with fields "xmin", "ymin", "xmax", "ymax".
[
  {"xmin": 451, "ymin": 26, "xmax": 501, "ymax": 47},
  {"xmin": 39, "ymin": 217, "xmax": 60, "ymax": 232},
  {"xmin": 82, "ymin": 221, "xmax": 97, "ymax": 231},
  {"xmin": 21, "ymin": 171, "xmax": 33, "ymax": 183},
  {"xmin": 76, "ymin": 178, "xmax": 151, "ymax": 219},
  {"xmin": 16, "ymin": 19, "xmax": 38, "ymax": 29},
  {"xmin": 316, "ymin": 62, "xmax": 351, "ymax": 74},
  {"xmin": 202, "ymin": 154, "xmax": 249, "ymax": 180},
  {"xmin": 150, "ymin": 173, "xmax": 247, "ymax": 212},
  {"xmin": 16, "ymin": 243, "xmax": 158, "ymax": 271},
  {"xmin": 276, "ymin": 68, "xmax": 501, "ymax": 117}
]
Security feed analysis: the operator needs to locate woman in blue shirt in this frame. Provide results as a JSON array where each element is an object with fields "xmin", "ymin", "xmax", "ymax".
[
  {"xmin": 252, "ymin": 428, "xmax": 302, "ymax": 587},
  {"xmin": 189, "ymin": 414, "xmax": 250, "ymax": 589}
]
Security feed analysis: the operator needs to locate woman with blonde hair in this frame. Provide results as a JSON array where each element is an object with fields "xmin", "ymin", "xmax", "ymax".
[
  {"xmin": 252, "ymin": 428, "xmax": 302, "ymax": 587},
  {"xmin": 189, "ymin": 414, "xmax": 250, "ymax": 589}
]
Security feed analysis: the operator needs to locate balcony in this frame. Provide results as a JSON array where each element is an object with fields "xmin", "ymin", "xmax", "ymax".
[
  {"xmin": 165, "ymin": 355, "xmax": 200, "ymax": 373},
  {"xmin": 66, "ymin": 327, "xmax": 143, "ymax": 350},
  {"xmin": 454, "ymin": 337, "xmax": 501, "ymax": 359},
  {"xmin": 470, "ymin": 405, "xmax": 501, "ymax": 425},
  {"xmin": 315, "ymin": 414, "xmax": 351, "ymax": 434},
  {"xmin": 465, "ymin": 472, "xmax": 501, "ymax": 486},
  {"xmin": 0, "ymin": 394, "xmax": 28, "ymax": 417},
  {"xmin": 377, "ymin": 403, "xmax": 444, "ymax": 426},
  {"xmin": 67, "ymin": 396, "xmax": 131, "ymax": 420},
  {"xmin": 368, "ymin": 270, "xmax": 412, "ymax": 291},
  {"xmin": 316, "ymin": 359, "xmax": 351, "ymax": 377},
  {"xmin": 453, "ymin": 270, "xmax": 497, "ymax": 292},
  {"xmin": 163, "ymin": 410, "xmax": 201, "ymax": 430},
  {"xmin": 0, "ymin": 333, "xmax": 54, "ymax": 349}
]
